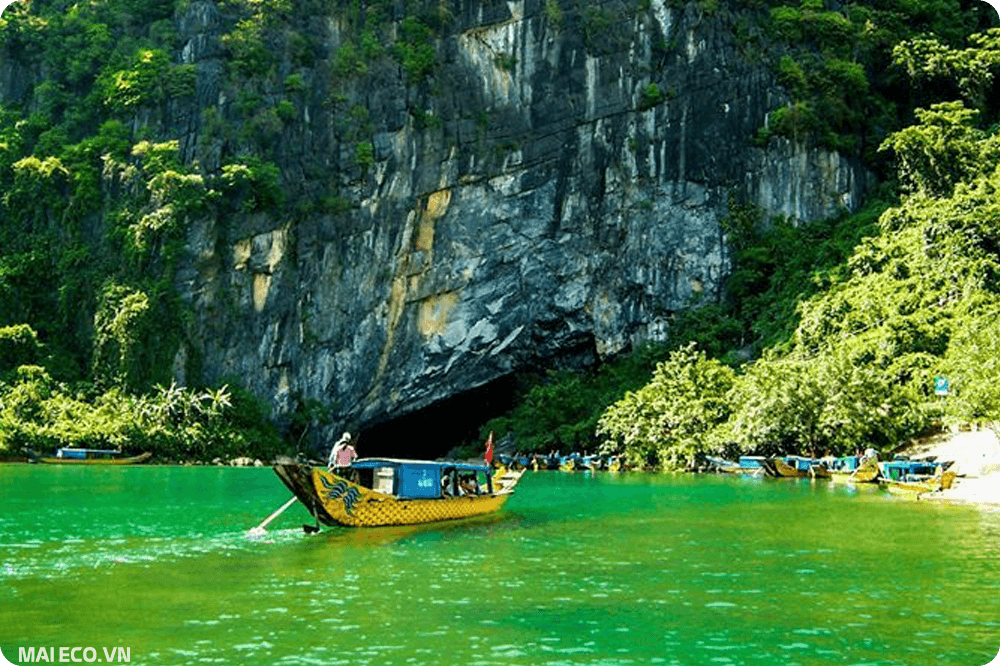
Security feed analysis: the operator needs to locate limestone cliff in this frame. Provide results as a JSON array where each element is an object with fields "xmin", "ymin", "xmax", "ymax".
[{"xmin": 4, "ymin": 0, "xmax": 868, "ymax": 444}]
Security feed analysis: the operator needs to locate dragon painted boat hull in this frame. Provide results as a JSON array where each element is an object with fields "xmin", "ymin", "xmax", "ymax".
[{"xmin": 273, "ymin": 460, "xmax": 523, "ymax": 528}]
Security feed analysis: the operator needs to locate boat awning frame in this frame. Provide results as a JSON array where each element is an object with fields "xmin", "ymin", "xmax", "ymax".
[{"xmin": 350, "ymin": 458, "xmax": 490, "ymax": 474}]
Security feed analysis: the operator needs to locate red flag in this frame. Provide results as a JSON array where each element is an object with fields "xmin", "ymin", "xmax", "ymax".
[{"xmin": 485, "ymin": 431, "xmax": 494, "ymax": 464}]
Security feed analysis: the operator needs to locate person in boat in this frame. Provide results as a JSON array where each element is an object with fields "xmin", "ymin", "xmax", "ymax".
[
  {"xmin": 859, "ymin": 447, "xmax": 878, "ymax": 465},
  {"xmin": 329, "ymin": 432, "xmax": 358, "ymax": 477},
  {"xmin": 459, "ymin": 473, "xmax": 479, "ymax": 496}
]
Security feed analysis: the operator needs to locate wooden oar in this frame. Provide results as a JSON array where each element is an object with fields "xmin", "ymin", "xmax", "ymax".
[{"xmin": 248, "ymin": 496, "xmax": 298, "ymax": 536}]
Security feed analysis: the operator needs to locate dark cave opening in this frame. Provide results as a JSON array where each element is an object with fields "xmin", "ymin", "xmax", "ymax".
[{"xmin": 352, "ymin": 374, "xmax": 519, "ymax": 461}]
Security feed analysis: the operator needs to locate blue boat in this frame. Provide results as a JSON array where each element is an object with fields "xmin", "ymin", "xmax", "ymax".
[
  {"xmin": 827, "ymin": 455, "xmax": 860, "ymax": 472},
  {"xmin": 761, "ymin": 455, "xmax": 830, "ymax": 478},
  {"xmin": 878, "ymin": 458, "xmax": 956, "ymax": 494},
  {"xmin": 27, "ymin": 448, "xmax": 152, "ymax": 465},
  {"xmin": 738, "ymin": 456, "xmax": 767, "ymax": 470},
  {"xmin": 879, "ymin": 459, "xmax": 952, "ymax": 482}
]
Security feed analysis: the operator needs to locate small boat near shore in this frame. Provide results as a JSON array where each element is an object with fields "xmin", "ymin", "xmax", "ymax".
[
  {"xmin": 27, "ymin": 448, "xmax": 152, "ymax": 465},
  {"xmin": 879, "ymin": 460, "xmax": 957, "ymax": 495},
  {"xmin": 827, "ymin": 455, "xmax": 881, "ymax": 484},
  {"xmin": 761, "ymin": 456, "xmax": 827, "ymax": 479},
  {"xmin": 705, "ymin": 456, "xmax": 765, "ymax": 475},
  {"xmin": 272, "ymin": 457, "xmax": 524, "ymax": 528}
]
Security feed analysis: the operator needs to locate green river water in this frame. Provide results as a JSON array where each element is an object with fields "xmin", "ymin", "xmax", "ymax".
[{"xmin": 1, "ymin": 465, "xmax": 998, "ymax": 666}]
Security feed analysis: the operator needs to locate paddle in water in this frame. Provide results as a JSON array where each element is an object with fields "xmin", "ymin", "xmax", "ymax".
[{"xmin": 248, "ymin": 496, "xmax": 298, "ymax": 537}]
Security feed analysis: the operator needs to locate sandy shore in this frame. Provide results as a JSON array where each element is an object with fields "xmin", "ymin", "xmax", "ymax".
[{"xmin": 899, "ymin": 427, "xmax": 1000, "ymax": 507}]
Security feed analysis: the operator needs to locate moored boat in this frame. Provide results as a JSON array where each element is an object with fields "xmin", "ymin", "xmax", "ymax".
[
  {"xmin": 705, "ymin": 456, "xmax": 743, "ymax": 473},
  {"xmin": 27, "ymin": 448, "xmax": 152, "ymax": 465},
  {"xmin": 558, "ymin": 456, "xmax": 576, "ymax": 472},
  {"xmin": 272, "ymin": 457, "xmax": 524, "ymax": 528},
  {"xmin": 878, "ymin": 459, "xmax": 957, "ymax": 495},
  {"xmin": 809, "ymin": 460, "xmax": 831, "ymax": 479},
  {"xmin": 829, "ymin": 455, "xmax": 881, "ymax": 484},
  {"xmin": 737, "ymin": 456, "xmax": 767, "ymax": 475},
  {"xmin": 762, "ymin": 456, "xmax": 815, "ymax": 478}
]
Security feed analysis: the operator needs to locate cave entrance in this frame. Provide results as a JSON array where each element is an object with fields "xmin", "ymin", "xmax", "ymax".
[{"xmin": 356, "ymin": 374, "xmax": 518, "ymax": 461}]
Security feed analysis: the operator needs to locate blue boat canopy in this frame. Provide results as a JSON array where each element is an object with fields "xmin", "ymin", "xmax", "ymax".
[
  {"xmin": 56, "ymin": 448, "xmax": 121, "ymax": 459},
  {"xmin": 350, "ymin": 458, "xmax": 490, "ymax": 473},
  {"xmin": 881, "ymin": 460, "xmax": 941, "ymax": 480},
  {"xmin": 348, "ymin": 458, "xmax": 491, "ymax": 499}
]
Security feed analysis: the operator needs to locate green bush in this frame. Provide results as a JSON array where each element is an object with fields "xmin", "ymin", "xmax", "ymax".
[
  {"xmin": 638, "ymin": 83, "xmax": 666, "ymax": 111},
  {"xmin": 0, "ymin": 324, "xmax": 41, "ymax": 374},
  {"xmin": 219, "ymin": 157, "xmax": 283, "ymax": 212},
  {"xmin": 0, "ymin": 375, "xmax": 287, "ymax": 461},
  {"xmin": 394, "ymin": 17, "xmax": 436, "ymax": 82}
]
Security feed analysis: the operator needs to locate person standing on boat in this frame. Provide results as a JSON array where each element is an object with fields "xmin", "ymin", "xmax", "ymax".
[{"xmin": 328, "ymin": 432, "xmax": 357, "ymax": 471}]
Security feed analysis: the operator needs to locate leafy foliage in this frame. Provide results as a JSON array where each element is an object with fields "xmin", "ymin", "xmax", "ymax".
[
  {"xmin": 0, "ymin": 372, "xmax": 284, "ymax": 460},
  {"xmin": 758, "ymin": 0, "xmax": 983, "ymax": 158},
  {"xmin": 0, "ymin": 324, "xmax": 41, "ymax": 374},
  {"xmin": 597, "ymin": 345, "xmax": 735, "ymax": 470}
]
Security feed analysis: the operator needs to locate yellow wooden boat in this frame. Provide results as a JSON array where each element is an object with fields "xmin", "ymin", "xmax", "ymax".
[
  {"xmin": 28, "ymin": 448, "xmax": 152, "ymax": 465},
  {"xmin": 762, "ymin": 456, "xmax": 813, "ymax": 478},
  {"xmin": 879, "ymin": 461, "xmax": 957, "ymax": 496},
  {"xmin": 828, "ymin": 456, "xmax": 881, "ymax": 484},
  {"xmin": 273, "ymin": 458, "xmax": 524, "ymax": 528}
]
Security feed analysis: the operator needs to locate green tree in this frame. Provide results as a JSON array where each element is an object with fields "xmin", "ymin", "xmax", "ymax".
[
  {"xmin": 0, "ymin": 324, "xmax": 41, "ymax": 375},
  {"xmin": 878, "ymin": 102, "xmax": 993, "ymax": 197},
  {"xmin": 597, "ymin": 344, "xmax": 735, "ymax": 469}
]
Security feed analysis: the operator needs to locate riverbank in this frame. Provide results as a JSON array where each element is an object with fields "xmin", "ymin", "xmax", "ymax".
[{"xmin": 900, "ymin": 427, "xmax": 1000, "ymax": 508}]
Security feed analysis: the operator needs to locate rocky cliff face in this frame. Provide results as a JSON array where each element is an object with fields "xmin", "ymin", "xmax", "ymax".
[{"xmin": 163, "ymin": 0, "xmax": 866, "ymax": 443}]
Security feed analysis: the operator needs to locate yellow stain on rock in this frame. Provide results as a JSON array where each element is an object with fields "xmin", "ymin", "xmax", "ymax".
[
  {"xmin": 253, "ymin": 273, "xmax": 271, "ymax": 312},
  {"xmin": 233, "ymin": 239, "xmax": 252, "ymax": 269},
  {"xmin": 418, "ymin": 291, "xmax": 458, "ymax": 338},
  {"xmin": 417, "ymin": 190, "xmax": 450, "ymax": 252}
]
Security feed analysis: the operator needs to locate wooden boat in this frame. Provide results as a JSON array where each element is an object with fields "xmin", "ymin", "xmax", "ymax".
[
  {"xmin": 879, "ymin": 460, "xmax": 957, "ymax": 495},
  {"xmin": 762, "ymin": 456, "xmax": 813, "ymax": 478},
  {"xmin": 737, "ymin": 456, "xmax": 767, "ymax": 475},
  {"xmin": 27, "ymin": 448, "xmax": 152, "ymax": 465},
  {"xmin": 698, "ymin": 455, "xmax": 766, "ymax": 476},
  {"xmin": 272, "ymin": 457, "xmax": 524, "ymax": 528},
  {"xmin": 809, "ymin": 461, "xmax": 831, "ymax": 479},
  {"xmin": 829, "ymin": 455, "xmax": 880, "ymax": 484}
]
